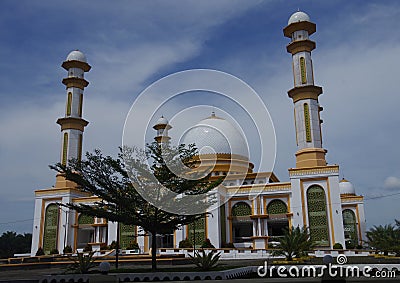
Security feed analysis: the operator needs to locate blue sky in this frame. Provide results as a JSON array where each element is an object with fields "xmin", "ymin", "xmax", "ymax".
[{"xmin": 0, "ymin": 0, "xmax": 399, "ymax": 233}]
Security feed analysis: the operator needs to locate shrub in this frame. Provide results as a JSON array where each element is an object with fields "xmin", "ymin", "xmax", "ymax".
[
  {"xmin": 345, "ymin": 240, "xmax": 355, "ymax": 249},
  {"xmin": 200, "ymin": 238, "xmax": 215, "ymax": 249},
  {"xmin": 179, "ymin": 238, "xmax": 193, "ymax": 248},
  {"xmin": 109, "ymin": 240, "xmax": 119, "ymax": 250},
  {"xmin": 50, "ymin": 248, "xmax": 59, "ymax": 255},
  {"xmin": 356, "ymin": 244, "xmax": 363, "ymax": 249},
  {"xmin": 221, "ymin": 242, "xmax": 235, "ymax": 248},
  {"xmin": 333, "ymin": 243, "xmax": 343, "ymax": 249},
  {"xmin": 126, "ymin": 242, "xmax": 139, "ymax": 250},
  {"xmin": 35, "ymin": 247, "xmax": 45, "ymax": 256},
  {"xmin": 66, "ymin": 251, "xmax": 96, "ymax": 274},
  {"xmin": 83, "ymin": 244, "xmax": 92, "ymax": 252},
  {"xmin": 188, "ymin": 250, "xmax": 221, "ymax": 271},
  {"xmin": 63, "ymin": 245, "xmax": 73, "ymax": 254}
]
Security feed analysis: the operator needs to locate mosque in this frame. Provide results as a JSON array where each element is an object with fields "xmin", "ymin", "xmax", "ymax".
[{"xmin": 30, "ymin": 11, "xmax": 366, "ymax": 255}]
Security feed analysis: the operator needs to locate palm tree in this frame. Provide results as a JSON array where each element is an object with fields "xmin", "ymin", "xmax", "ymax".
[
  {"xmin": 271, "ymin": 226, "xmax": 315, "ymax": 261},
  {"xmin": 366, "ymin": 222, "xmax": 400, "ymax": 256}
]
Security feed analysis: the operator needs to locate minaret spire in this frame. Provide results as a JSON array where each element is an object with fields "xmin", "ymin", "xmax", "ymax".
[
  {"xmin": 57, "ymin": 50, "xmax": 90, "ymax": 166},
  {"xmin": 284, "ymin": 11, "xmax": 327, "ymax": 168}
]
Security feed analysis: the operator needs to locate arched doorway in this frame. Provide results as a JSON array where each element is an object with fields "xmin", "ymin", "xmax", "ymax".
[
  {"xmin": 307, "ymin": 186, "xmax": 330, "ymax": 246},
  {"xmin": 231, "ymin": 202, "xmax": 252, "ymax": 245},
  {"xmin": 267, "ymin": 199, "xmax": 289, "ymax": 237},
  {"xmin": 43, "ymin": 204, "xmax": 60, "ymax": 254},
  {"xmin": 342, "ymin": 209, "xmax": 358, "ymax": 245},
  {"xmin": 76, "ymin": 214, "xmax": 94, "ymax": 249}
]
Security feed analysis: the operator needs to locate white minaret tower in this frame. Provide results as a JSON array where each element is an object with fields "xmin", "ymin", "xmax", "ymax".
[
  {"xmin": 284, "ymin": 11, "xmax": 327, "ymax": 168},
  {"xmin": 153, "ymin": 116, "xmax": 172, "ymax": 144},
  {"xmin": 57, "ymin": 50, "xmax": 91, "ymax": 166}
]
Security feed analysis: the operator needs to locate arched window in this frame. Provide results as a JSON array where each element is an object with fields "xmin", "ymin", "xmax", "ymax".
[
  {"xmin": 62, "ymin": 133, "xmax": 68, "ymax": 165},
  {"xmin": 300, "ymin": 57, "xmax": 307, "ymax": 84},
  {"xmin": 231, "ymin": 202, "xmax": 251, "ymax": 216},
  {"xmin": 43, "ymin": 204, "xmax": 59, "ymax": 254},
  {"xmin": 78, "ymin": 134, "xmax": 83, "ymax": 162},
  {"xmin": 303, "ymin": 103, "xmax": 312, "ymax": 142},
  {"xmin": 342, "ymin": 209, "xmax": 358, "ymax": 243},
  {"xmin": 307, "ymin": 186, "xmax": 329, "ymax": 246},
  {"xmin": 267, "ymin": 200, "xmax": 287, "ymax": 215},
  {"xmin": 78, "ymin": 93, "xmax": 83, "ymax": 117},
  {"xmin": 66, "ymin": 92, "xmax": 72, "ymax": 116}
]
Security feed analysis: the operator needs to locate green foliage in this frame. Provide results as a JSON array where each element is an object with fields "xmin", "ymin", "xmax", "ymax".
[
  {"xmin": 221, "ymin": 242, "xmax": 235, "ymax": 248},
  {"xmin": 366, "ymin": 220, "xmax": 400, "ymax": 256},
  {"xmin": 345, "ymin": 240, "xmax": 355, "ymax": 249},
  {"xmin": 0, "ymin": 231, "xmax": 32, "ymax": 259},
  {"xmin": 126, "ymin": 242, "xmax": 139, "ymax": 250},
  {"xmin": 50, "ymin": 248, "xmax": 59, "ymax": 255},
  {"xmin": 109, "ymin": 240, "xmax": 119, "ymax": 250},
  {"xmin": 66, "ymin": 252, "xmax": 97, "ymax": 274},
  {"xmin": 188, "ymin": 250, "xmax": 221, "ymax": 271},
  {"xmin": 83, "ymin": 244, "xmax": 92, "ymax": 252},
  {"xmin": 63, "ymin": 245, "xmax": 73, "ymax": 254},
  {"xmin": 179, "ymin": 238, "xmax": 193, "ymax": 248},
  {"xmin": 50, "ymin": 142, "xmax": 221, "ymax": 271},
  {"xmin": 35, "ymin": 247, "xmax": 45, "ymax": 256},
  {"xmin": 333, "ymin": 243, "xmax": 343, "ymax": 250},
  {"xmin": 200, "ymin": 238, "xmax": 215, "ymax": 249},
  {"xmin": 271, "ymin": 226, "xmax": 315, "ymax": 261}
]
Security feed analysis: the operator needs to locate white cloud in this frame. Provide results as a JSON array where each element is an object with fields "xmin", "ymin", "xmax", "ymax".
[{"xmin": 384, "ymin": 176, "xmax": 400, "ymax": 190}]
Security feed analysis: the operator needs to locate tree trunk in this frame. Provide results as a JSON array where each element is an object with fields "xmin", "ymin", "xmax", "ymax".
[{"xmin": 151, "ymin": 232, "xmax": 157, "ymax": 271}]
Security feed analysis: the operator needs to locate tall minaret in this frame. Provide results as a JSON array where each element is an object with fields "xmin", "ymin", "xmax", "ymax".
[
  {"xmin": 284, "ymin": 11, "xmax": 327, "ymax": 168},
  {"xmin": 57, "ymin": 50, "xmax": 91, "ymax": 166},
  {"xmin": 153, "ymin": 116, "xmax": 172, "ymax": 144}
]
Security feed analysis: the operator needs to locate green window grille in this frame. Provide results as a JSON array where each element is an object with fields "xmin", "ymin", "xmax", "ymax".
[
  {"xmin": 307, "ymin": 186, "xmax": 330, "ymax": 246},
  {"xmin": 304, "ymin": 103, "xmax": 312, "ymax": 142},
  {"xmin": 119, "ymin": 224, "xmax": 137, "ymax": 249},
  {"xmin": 62, "ymin": 133, "xmax": 68, "ymax": 165},
  {"xmin": 43, "ymin": 204, "xmax": 59, "ymax": 254},
  {"xmin": 66, "ymin": 92, "xmax": 72, "ymax": 116},
  {"xmin": 78, "ymin": 134, "xmax": 83, "ymax": 162},
  {"xmin": 300, "ymin": 57, "xmax": 307, "ymax": 84},
  {"xmin": 342, "ymin": 209, "xmax": 358, "ymax": 243},
  {"xmin": 231, "ymin": 202, "xmax": 252, "ymax": 216},
  {"xmin": 78, "ymin": 214, "xmax": 94, "ymax": 225},
  {"xmin": 78, "ymin": 93, "xmax": 83, "ymax": 117},
  {"xmin": 267, "ymin": 200, "xmax": 287, "ymax": 215},
  {"xmin": 188, "ymin": 217, "xmax": 206, "ymax": 248}
]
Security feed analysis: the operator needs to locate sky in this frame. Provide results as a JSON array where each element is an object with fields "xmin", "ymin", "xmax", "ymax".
[{"xmin": 0, "ymin": 0, "xmax": 399, "ymax": 234}]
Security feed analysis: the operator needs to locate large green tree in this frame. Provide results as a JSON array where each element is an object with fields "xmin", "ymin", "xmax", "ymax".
[
  {"xmin": 0, "ymin": 231, "xmax": 32, "ymax": 259},
  {"xmin": 271, "ymin": 226, "xmax": 315, "ymax": 261},
  {"xmin": 366, "ymin": 220, "xmax": 400, "ymax": 256},
  {"xmin": 51, "ymin": 142, "xmax": 221, "ymax": 270}
]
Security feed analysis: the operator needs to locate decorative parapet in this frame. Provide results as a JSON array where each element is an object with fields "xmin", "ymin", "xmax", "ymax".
[
  {"xmin": 289, "ymin": 165, "xmax": 339, "ymax": 178},
  {"xmin": 227, "ymin": 182, "xmax": 291, "ymax": 194},
  {"xmin": 341, "ymin": 195, "xmax": 364, "ymax": 203}
]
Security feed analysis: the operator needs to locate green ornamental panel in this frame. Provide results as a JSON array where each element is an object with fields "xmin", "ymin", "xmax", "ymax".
[
  {"xmin": 188, "ymin": 217, "xmax": 206, "ymax": 248},
  {"xmin": 231, "ymin": 202, "xmax": 252, "ymax": 216},
  {"xmin": 342, "ymin": 209, "xmax": 358, "ymax": 243},
  {"xmin": 78, "ymin": 214, "xmax": 94, "ymax": 225},
  {"xmin": 43, "ymin": 204, "xmax": 59, "ymax": 254},
  {"xmin": 119, "ymin": 224, "xmax": 137, "ymax": 249},
  {"xmin": 307, "ymin": 186, "xmax": 330, "ymax": 246},
  {"xmin": 267, "ymin": 200, "xmax": 287, "ymax": 215}
]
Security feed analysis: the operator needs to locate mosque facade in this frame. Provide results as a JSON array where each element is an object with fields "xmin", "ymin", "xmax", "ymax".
[{"xmin": 31, "ymin": 11, "xmax": 366, "ymax": 255}]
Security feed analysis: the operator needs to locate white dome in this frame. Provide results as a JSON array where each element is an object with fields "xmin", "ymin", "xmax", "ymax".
[
  {"xmin": 181, "ymin": 113, "xmax": 248, "ymax": 158},
  {"xmin": 339, "ymin": 179, "xmax": 356, "ymax": 195},
  {"xmin": 155, "ymin": 116, "xmax": 169, "ymax": 126},
  {"xmin": 66, "ymin": 50, "xmax": 87, "ymax": 63},
  {"xmin": 288, "ymin": 11, "xmax": 310, "ymax": 25}
]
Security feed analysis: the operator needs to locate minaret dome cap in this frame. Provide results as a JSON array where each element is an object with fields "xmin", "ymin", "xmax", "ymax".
[
  {"xmin": 155, "ymin": 116, "xmax": 169, "ymax": 126},
  {"xmin": 66, "ymin": 50, "xmax": 87, "ymax": 63},
  {"xmin": 339, "ymin": 178, "xmax": 356, "ymax": 195},
  {"xmin": 288, "ymin": 11, "xmax": 311, "ymax": 25}
]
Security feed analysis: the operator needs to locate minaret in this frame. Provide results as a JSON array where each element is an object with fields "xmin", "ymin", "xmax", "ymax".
[
  {"xmin": 284, "ymin": 11, "xmax": 327, "ymax": 168},
  {"xmin": 153, "ymin": 116, "xmax": 172, "ymax": 144},
  {"xmin": 57, "ymin": 50, "xmax": 90, "ymax": 166}
]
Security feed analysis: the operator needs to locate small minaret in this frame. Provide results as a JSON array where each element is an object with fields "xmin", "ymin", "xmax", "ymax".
[
  {"xmin": 57, "ymin": 50, "xmax": 91, "ymax": 166},
  {"xmin": 153, "ymin": 116, "xmax": 172, "ymax": 144},
  {"xmin": 284, "ymin": 11, "xmax": 327, "ymax": 168}
]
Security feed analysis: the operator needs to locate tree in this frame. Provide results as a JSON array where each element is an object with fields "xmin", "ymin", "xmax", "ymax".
[
  {"xmin": 51, "ymin": 141, "xmax": 221, "ymax": 271},
  {"xmin": 366, "ymin": 220, "xmax": 400, "ymax": 256},
  {"xmin": 271, "ymin": 226, "xmax": 315, "ymax": 261},
  {"xmin": 0, "ymin": 231, "xmax": 32, "ymax": 259}
]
